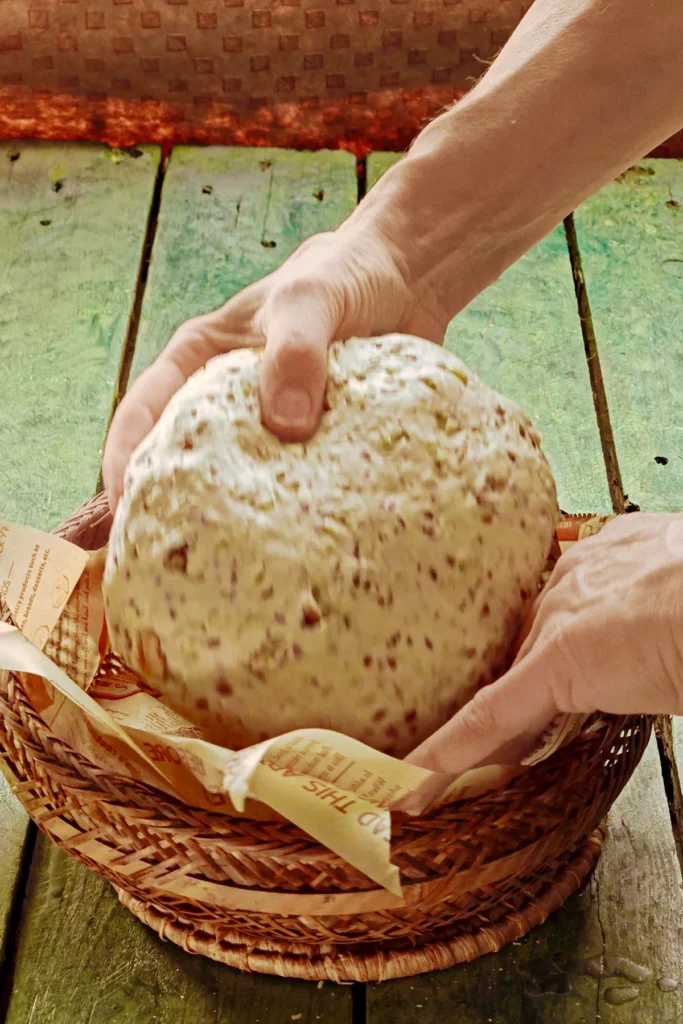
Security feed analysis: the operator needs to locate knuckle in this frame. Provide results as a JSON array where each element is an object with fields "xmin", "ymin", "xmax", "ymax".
[
  {"xmin": 555, "ymin": 542, "xmax": 583, "ymax": 573},
  {"xmin": 294, "ymin": 232, "xmax": 334, "ymax": 257},
  {"xmin": 166, "ymin": 318, "xmax": 214, "ymax": 361},
  {"xmin": 542, "ymin": 626, "xmax": 581, "ymax": 711},
  {"xmin": 270, "ymin": 275, "xmax": 328, "ymax": 308},
  {"xmin": 458, "ymin": 690, "xmax": 499, "ymax": 743},
  {"xmin": 274, "ymin": 278, "xmax": 312, "ymax": 305},
  {"xmin": 269, "ymin": 335, "xmax": 324, "ymax": 380},
  {"xmin": 170, "ymin": 314, "xmax": 205, "ymax": 341},
  {"xmin": 410, "ymin": 746, "xmax": 453, "ymax": 774}
]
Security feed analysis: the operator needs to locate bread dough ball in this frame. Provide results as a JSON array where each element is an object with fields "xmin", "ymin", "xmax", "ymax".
[{"xmin": 104, "ymin": 335, "xmax": 558, "ymax": 756}]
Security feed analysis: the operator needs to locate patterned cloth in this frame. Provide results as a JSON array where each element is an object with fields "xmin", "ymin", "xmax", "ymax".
[{"xmin": 0, "ymin": 0, "xmax": 528, "ymax": 151}]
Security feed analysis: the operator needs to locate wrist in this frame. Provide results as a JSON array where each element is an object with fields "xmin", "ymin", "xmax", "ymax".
[{"xmin": 339, "ymin": 97, "xmax": 542, "ymax": 323}]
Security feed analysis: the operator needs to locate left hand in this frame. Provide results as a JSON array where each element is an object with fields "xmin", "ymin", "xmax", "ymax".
[
  {"xmin": 406, "ymin": 512, "xmax": 683, "ymax": 775},
  {"xmin": 102, "ymin": 227, "xmax": 447, "ymax": 511}
]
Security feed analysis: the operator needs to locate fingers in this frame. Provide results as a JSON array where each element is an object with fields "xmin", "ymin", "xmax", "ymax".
[
  {"xmin": 103, "ymin": 295, "xmax": 262, "ymax": 511},
  {"xmin": 102, "ymin": 357, "xmax": 187, "ymax": 511},
  {"xmin": 405, "ymin": 641, "xmax": 560, "ymax": 776},
  {"xmin": 258, "ymin": 282, "xmax": 341, "ymax": 441}
]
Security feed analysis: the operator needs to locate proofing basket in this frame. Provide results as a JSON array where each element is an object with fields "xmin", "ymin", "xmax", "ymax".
[{"xmin": 0, "ymin": 493, "xmax": 651, "ymax": 983}]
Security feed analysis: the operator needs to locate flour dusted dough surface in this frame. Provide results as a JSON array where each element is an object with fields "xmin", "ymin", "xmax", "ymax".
[{"xmin": 104, "ymin": 335, "xmax": 558, "ymax": 756}]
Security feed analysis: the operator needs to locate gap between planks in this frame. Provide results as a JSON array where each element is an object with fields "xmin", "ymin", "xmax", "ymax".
[
  {"xmin": 95, "ymin": 152, "xmax": 168, "ymax": 495},
  {"xmin": 0, "ymin": 826, "xmax": 37, "ymax": 1024},
  {"xmin": 352, "ymin": 981, "xmax": 367, "ymax": 1024},
  {"xmin": 562, "ymin": 213, "xmax": 626, "ymax": 515},
  {"xmin": 655, "ymin": 717, "xmax": 683, "ymax": 876},
  {"xmin": 356, "ymin": 156, "xmax": 368, "ymax": 203}
]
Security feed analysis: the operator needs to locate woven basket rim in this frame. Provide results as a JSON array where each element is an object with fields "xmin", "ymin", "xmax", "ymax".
[{"xmin": 116, "ymin": 825, "xmax": 606, "ymax": 982}]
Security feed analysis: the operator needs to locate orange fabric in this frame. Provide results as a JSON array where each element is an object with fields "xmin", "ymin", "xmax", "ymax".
[
  {"xmin": 0, "ymin": 0, "xmax": 523, "ymax": 151},
  {"xmin": 0, "ymin": 0, "xmax": 680, "ymax": 155},
  {"xmin": 0, "ymin": 87, "xmax": 471, "ymax": 155}
]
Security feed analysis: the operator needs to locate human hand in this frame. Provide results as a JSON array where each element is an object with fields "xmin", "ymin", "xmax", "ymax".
[
  {"xmin": 102, "ymin": 225, "xmax": 448, "ymax": 511},
  {"xmin": 407, "ymin": 513, "xmax": 683, "ymax": 775}
]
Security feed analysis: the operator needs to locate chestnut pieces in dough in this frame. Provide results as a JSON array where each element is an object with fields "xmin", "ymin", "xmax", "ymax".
[{"xmin": 104, "ymin": 335, "xmax": 558, "ymax": 756}]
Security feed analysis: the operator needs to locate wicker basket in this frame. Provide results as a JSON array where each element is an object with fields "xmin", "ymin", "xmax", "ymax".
[{"xmin": 0, "ymin": 494, "xmax": 651, "ymax": 982}]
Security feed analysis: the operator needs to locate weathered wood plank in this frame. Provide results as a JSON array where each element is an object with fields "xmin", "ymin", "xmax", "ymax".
[
  {"xmin": 0, "ymin": 784, "xmax": 31, "ymax": 977},
  {"xmin": 5, "ymin": 838, "xmax": 352, "ymax": 1024},
  {"xmin": 0, "ymin": 142, "xmax": 160, "ymax": 529},
  {"xmin": 6, "ymin": 145, "xmax": 358, "ymax": 1024},
  {"xmin": 0, "ymin": 141, "xmax": 159, "ymax": 991},
  {"xmin": 130, "ymin": 146, "xmax": 357, "ymax": 382},
  {"xmin": 367, "ymin": 739, "xmax": 683, "ymax": 1024},
  {"xmin": 574, "ymin": 160, "xmax": 683, "ymax": 513},
  {"xmin": 367, "ymin": 154, "xmax": 611, "ymax": 514}
]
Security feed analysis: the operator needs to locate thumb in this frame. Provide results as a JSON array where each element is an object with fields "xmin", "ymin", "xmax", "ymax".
[
  {"xmin": 258, "ymin": 285, "xmax": 340, "ymax": 441},
  {"xmin": 405, "ymin": 641, "xmax": 562, "ymax": 776}
]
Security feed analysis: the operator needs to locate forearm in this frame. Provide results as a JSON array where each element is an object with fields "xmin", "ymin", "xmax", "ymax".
[{"xmin": 340, "ymin": 0, "xmax": 683, "ymax": 323}]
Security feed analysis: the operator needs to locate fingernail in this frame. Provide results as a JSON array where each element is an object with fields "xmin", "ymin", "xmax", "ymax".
[{"xmin": 271, "ymin": 387, "xmax": 312, "ymax": 426}]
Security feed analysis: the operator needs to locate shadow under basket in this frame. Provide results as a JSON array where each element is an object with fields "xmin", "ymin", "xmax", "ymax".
[{"xmin": 0, "ymin": 494, "xmax": 651, "ymax": 982}]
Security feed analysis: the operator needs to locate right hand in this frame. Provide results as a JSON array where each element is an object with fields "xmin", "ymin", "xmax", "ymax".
[
  {"xmin": 407, "ymin": 513, "xmax": 683, "ymax": 776},
  {"xmin": 102, "ymin": 227, "xmax": 449, "ymax": 511}
]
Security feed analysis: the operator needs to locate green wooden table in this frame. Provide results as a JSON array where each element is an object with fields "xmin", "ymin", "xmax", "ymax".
[{"xmin": 1, "ymin": 141, "xmax": 682, "ymax": 1024}]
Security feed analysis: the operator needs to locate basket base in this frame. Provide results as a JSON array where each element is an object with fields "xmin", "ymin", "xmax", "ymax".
[{"xmin": 115, "ymin": 826, "xmax": 604, "ymax": 983}]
